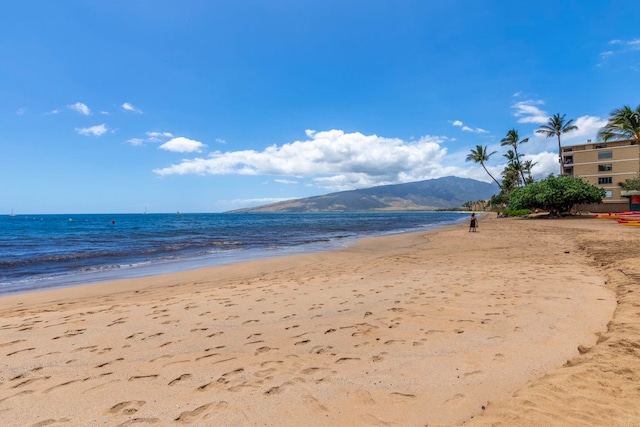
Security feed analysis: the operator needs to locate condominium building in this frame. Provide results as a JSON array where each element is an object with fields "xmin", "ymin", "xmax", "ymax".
[{"xmin": 562, "ymin": 139, "xmax": 640, "ymax": 212}]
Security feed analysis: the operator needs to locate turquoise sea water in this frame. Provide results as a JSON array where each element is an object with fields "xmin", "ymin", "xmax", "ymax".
[{"xmin": 0, "ymin": 211, "xmax": 467, "ymax": 295}]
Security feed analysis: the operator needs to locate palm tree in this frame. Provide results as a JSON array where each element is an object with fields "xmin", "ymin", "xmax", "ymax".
[
  {"xmin": 522, "ymin": 159, "xmax": 537, "ymax": 185},
  {"xmin": 535, "ymin": 113, "xmax": 578, "ymax": 175},
  {"xmin": 502, "ymin": 150, "xmax": 523, "ymax": 191},
  {"xmin": 466, "ymin": 145, "xmax": 503, "ymax": 190},
  {"xmin": 500, "ymin": 129, "xmax": 528, "ymax": 185},
  {"xmin": 597, "ymin": 105, "xmax": 640, "ymax": 142}
]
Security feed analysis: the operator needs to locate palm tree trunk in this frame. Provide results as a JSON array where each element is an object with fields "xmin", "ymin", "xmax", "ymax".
[
  {"xmin": 481, "ymin": 163, "xmax": 503, "ymax": 190},
  {"xmin": 557, "ymin": 134, "xmax": 563, "ymax": 175},
  {"xmin": 514, "ymin": 146, "xmax": 527, "ymax": 185}
]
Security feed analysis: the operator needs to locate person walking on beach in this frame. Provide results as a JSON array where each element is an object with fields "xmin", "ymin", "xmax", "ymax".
[{"xmin": 469, "ymin": 213, "xmax": 478, "ymax": 232}]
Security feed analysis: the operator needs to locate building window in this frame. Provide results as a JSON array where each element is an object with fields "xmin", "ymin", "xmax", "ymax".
[
  {"xmin": 605, "ymin": 190, "xmax": 613, "ymax": 198},
  {"xmin": 598, "ymin": 164, "xmax": 613, "ymax": 172},
  {"xmin": 594, "ymin": 144, "xmax": 607, "ymax": 149},
  {"xmin": 598, "ymin": 151, "xmax": 613, "ymax": 159},
  {"xmin": 598, "ymin": 177, "xmax": 613, "ymax": 184}
]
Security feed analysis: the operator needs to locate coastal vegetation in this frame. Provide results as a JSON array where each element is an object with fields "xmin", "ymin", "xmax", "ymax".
[
  {"xmin": 620, "ymin": 174, "xmax": 640, "ymax": 191},
  {"xmin": 535, "ymin": 113, "xmax": 578, "ymax": 175},
  {"xmin": 500, "ymin": 129, "xmax": 529, "ymax": 185},
  {"xmin": 469, "ymin": 105, "xmax": 640, "ymax": 215},
  {"xmin": 508, "ymin": 175, "xmax": 606, "ymax": 216},
  {"xmin": 597, "ymin": 105, "xmax": 640, "ymax": 142}
]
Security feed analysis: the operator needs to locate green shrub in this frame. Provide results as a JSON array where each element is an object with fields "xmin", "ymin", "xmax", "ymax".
[{"xmin": 501, "ymin": 208, "xmax": 532, "ymax": 217}]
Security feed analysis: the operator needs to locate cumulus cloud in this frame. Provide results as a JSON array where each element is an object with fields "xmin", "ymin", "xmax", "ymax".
[
  {"xmin": 563, "ymin": 115, "xmax": 608, "ymax": 143},
  {"xmin": 126, "ymin": 131, "xmax": 174, "ymax": 145},
  {"xmin": 46, "ymin": 109, "xmax": 60, "ymax": 115},
  {"xmin": 451, "ymin": 120, "xmax": 487, "ymax": 134},
  {"xmin": 76, "ymin": 124, "xmax": 108, "ymax": 136},
  {"xmin": 68, "ymin": 102, "xmax": 91, "ymax": 115},
  {"xmin": 512, "ymin": 100, "xmax": 548, "ymax": 124},
  {"xmin": 122, "ymin": 102, "xmax": 142, "ymax": 113},
  {"xmin": 153, "ymin": 129, "xmax": 451, "ymax": 191},
  {"xmin": 522, "ymin": 151, "xmax": 562, "ymax": 179},
  {"xmin": 159, "ymin": 137, "xmax": 207, "ymax": 153}
]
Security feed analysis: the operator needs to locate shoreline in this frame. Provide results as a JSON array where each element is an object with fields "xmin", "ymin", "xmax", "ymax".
[
  {"xmin": 0, "ymin": 212, "xmax": 468, "ymax": 297},
  {"xmin": 1, "ymin": 215, "xmax": 636, "ymax": 426}
]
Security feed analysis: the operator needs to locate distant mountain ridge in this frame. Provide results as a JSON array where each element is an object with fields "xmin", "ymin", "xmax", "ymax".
[{"xmin": 229, "ymin": 176, "xmax": 499, "ymax": 213}]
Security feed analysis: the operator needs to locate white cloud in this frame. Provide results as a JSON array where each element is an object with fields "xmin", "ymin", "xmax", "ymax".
[
  {"xmin": 512, "ymin": 100, "xmax": 548, "ymax": 124},
  {"xmin": 153, "ymin": 129, "xmax": 452, "ymax": 191},
  {"xmin": 46, "ymin": 109, "xmax": 59, "ymax": 115},
  {"xmin": 451, "ymin": 119, "xmax": 487, "ymax": 134},
  {"xmin": 147, "ymin": 131, "xmax": 174, "ymax": 142},
  {"xmin": 125, "ymin": 131, "xmax": 174, "ymax": 145},
  {"xmin": 522, "ymin": 151, "xmax": 561, "ymax": 179},
  {"xmin": 76, "ymin": 124, "xmax": 108, "ymax": 136},
  {"xmin": 215, "ymin": 138, "xmax": 227, "ymax": 144},
  {"xmin": 159, "ymin": 137, "xmax": 207, "ymax": 153},
  {"xmin": 275, "ymin": 179, "xmax": 298, "ymax": 184},
  {"xmin": 68, "ymin": 102, "xmax": 91, "ymax": 115},
  {"xmin": 562, "ymin": 115, "xmax": 608, "ymax": 143},
  {"xmin": 599, "ymin": 38, "xmax": 640, "ymax": 66},
  {"xmin": 122, "ymin": 102, "xmax": 142, "ymax": 113},
  {"xmin": 16, "ymin": 108, "xmax": 26, "ymax": 115}
]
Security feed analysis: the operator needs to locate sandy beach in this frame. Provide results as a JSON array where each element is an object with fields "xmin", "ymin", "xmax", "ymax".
[{"xmin": 0, "ymin": 214, "xmax": 638, "ymax": 426}]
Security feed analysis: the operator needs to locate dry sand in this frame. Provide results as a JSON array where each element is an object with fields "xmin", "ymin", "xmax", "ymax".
[{"xmin": 0, "ymin": 215, "xmax": 637, "ymax": 426}]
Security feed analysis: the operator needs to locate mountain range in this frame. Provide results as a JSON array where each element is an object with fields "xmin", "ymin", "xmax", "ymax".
[{"xmin": 229, "ymin": 176, "xmax": 499, "ymax": 213}]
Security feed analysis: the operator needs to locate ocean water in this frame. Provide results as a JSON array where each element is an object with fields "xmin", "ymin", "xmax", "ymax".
[{"xmin": 0, "ymin": 211, "xmax": 467, "ymax": 295}]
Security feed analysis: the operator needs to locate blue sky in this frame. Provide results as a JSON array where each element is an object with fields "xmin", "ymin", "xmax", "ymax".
[{"xmin": 2, "ymin": 1, "xmax": 639, "ymax": 214}]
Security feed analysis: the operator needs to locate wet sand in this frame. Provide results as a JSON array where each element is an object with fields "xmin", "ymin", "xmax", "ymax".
[{"xmin": 1, "ymin": 215, "xmax": 637, "ymax": 426}]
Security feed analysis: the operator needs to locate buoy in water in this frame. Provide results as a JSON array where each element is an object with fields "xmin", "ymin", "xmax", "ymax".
[{"xmin": 111, "ymin": 220, "xmax": 116, "ymax": 225}]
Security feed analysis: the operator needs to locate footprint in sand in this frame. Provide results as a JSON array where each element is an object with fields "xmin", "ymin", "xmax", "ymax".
[
  {"xmin": 255, "ymin": 346, "xmax": 274, "ymax": 355},
  {"xmin": 463, "ymin": 370, "xmax": 483, "ymax": 378},
  {"xmin": 303, "ymin": 394, "xmax": 329, "ymax": 412},
  {"xmin": 107, "ymin": 400, "xmax": 146, "ymax": 415},
  {"xmin": 174, "ymin": 402, "xmax": 223, "ymax": 423},
  {"xmin": 168, "ymin": 374, "xmax": 192, "ymax": 386},
  {"xmin": 353, "ymin": 389, "xmax": 376, "ymax": 405},
  {"xmin": 445, "ymin": 393, "xmax": 466, "ymax": 405},
  {"xmin": 389, "ymin": 392, "xmax": 416, "ymax": 401},
  {"xmin": 29, "ymin": 418, "xmax": 72, "ymax": 426},
  {"xmin": 335, "ymin": 357, "xmax": 361, "ymax": 364},
  {"xmin": 128, "ymin": 374, "xmax": 159, "ymax": 381}
]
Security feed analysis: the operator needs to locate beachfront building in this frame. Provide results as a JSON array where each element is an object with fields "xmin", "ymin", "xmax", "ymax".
[{"xmin": 562, "ymin": 139, "xmax": 640, "ymax": 212}]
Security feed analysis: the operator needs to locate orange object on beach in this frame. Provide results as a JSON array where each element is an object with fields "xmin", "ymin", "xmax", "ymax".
[{"xmin": 595, "ymin": 213, "xmax": 619, "ymax": 219}]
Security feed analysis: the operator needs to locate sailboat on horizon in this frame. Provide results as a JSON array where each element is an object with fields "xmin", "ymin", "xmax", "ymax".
[{"xmin": 8, "ymin": 208, "xmax": 15, "ymax": 217}]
